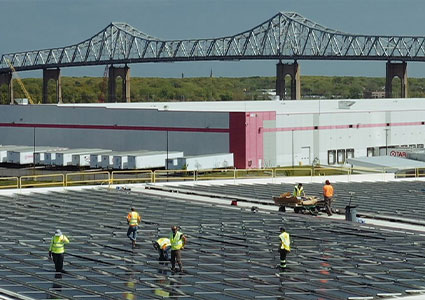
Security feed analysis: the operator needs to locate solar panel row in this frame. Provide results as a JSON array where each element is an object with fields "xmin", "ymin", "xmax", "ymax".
[
  {"xmin": 0, "ymin": 188, "xmax": 423, "ymax": 299},
  {"xmin": 169, "ymin": 181, "xmax": 425, "ymax": 222}
]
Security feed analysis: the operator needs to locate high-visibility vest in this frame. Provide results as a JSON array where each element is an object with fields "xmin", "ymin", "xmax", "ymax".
[
  {"xmin": 170, "ymin": 231, "xmax": 184, "ymax": 250},
  {"xmin": 49, "ymin": 235, "xmax": 69, "ymax": 254},
  {"xmin": 128, "ymin": 211, "xmax": 140, "ymax": 226},
  {"xmin": 293, "ymin": 186, "xmax": 304, "ymax": 197},
  {"xmin": 157, "ymin": 238, "xmax": 171, "ymax": 250},
  {"xmin": 279, "ymin": 232, "xmax": 291, "ymax": 251},
  {"xmin": 323, "ymin": 185, "xmax": 334, "ymax": 197}
]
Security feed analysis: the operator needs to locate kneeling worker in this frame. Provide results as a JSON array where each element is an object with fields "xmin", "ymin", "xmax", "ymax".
[
  {"xmin": 278, "ymin": 227, "xmax": 291, "ymax": 270},
  {"xmin": 153, "ymin": 237, "xmax": 171, "ymax": 261}
]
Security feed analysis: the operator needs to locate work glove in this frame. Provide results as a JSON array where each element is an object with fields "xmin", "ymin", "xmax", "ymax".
[{"xmin": 48, "ymin": 251, "xmax": 52, "ymax": 259}]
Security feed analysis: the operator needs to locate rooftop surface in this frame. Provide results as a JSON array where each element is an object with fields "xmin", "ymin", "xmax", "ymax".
[
  {"xmin": 0, "ymin": 175, "xmax": 424, "ymax": 299},
  {"xmin": 54, "ymin": 98, "xmax": 425, "ymax": 113}
]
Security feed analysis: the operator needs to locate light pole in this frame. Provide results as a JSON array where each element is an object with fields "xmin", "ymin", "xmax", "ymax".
[
  {"xmin": 33, "ymin": 126, "xmax": 36, "ymax": 171},
  {"xmin": 166, "ymin": 130, "xmax": 169, "ymax": 170},
  {"xmin": 384, "ymin": 128, "xmax": 390, "ymax": 155},
  {"xmin": 291, "ymin": 130, "xmax": 294, "ymax": 167}
]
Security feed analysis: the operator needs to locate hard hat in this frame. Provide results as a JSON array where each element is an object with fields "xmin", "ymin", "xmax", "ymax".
[{"xmin": 55, "ymin": 229, "xmax": 62, "ymax": 236}]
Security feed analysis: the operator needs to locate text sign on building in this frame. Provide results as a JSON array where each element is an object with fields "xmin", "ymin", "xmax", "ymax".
[{"xmin": 389, "ymin": 150, "xmax": 407, "ymax": 157}]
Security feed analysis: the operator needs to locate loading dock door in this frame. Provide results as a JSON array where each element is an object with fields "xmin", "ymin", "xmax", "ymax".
[{"xmin": 300, "ymin": 146, "xmax": 311, "ymax": 165}]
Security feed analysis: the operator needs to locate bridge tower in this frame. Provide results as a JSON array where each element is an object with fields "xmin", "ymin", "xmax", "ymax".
[
  {"xmin": 385, "ymin": 62, "xmax": 408, "ymax": 98},
  {"xmin": 42, "ymin": 68, "xmax": 62, "ymax": 104},
  {"xmin": 276, "ymin": 62, "xmax": 301, "ymax": 100},
  {"xmin": 0, "ymin": 72, "xmax": 13, "ymax": 104},
  {"xmin": 108, "ymin": 66, "xmax": 131, "ymax": 103}
]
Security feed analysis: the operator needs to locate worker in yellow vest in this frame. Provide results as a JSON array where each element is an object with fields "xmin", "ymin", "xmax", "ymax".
[
  {"xmin": 169, "ymin": 225, "xmax": 187, "ymax": 273},
  {"xmin": 48, "ymin": 229, "xmax": 70, "ymax": 272},
  {"xmin": 153, "ymin": 237, "xmax": 171, "ymax": 261},
  {"xmin": 278, "ymin": 227, "xmax": 291, "ymax": 270},
  {"xmin": 293, "ymin": 183, "xmax": 305, "ymax": 199},
  {"xmin": 127, "ymin": 207, "xmax": 141, "ymax": 249}
]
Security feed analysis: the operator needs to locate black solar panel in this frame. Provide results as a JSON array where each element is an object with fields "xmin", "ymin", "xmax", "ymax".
[
  {"xmin": 167, "ymin": 181, "xmax": 425, "ymax": 222},
  {"xmin": 0, "ymin": 188, "xmax": 424, "ymax": 299}
]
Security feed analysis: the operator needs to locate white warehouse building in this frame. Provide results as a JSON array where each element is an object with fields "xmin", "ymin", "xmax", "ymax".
[{"xmin": 0, "ymin": 98, "xmax": 424, "ymax": 169}]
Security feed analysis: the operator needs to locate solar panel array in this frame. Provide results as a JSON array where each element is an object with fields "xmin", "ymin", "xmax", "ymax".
[
  {"xmin": 168, "ymin": 181, "xmax": 425, "ymax": 223},
  {"xmin": 0, "ymin": 188, "xmax": 424, "ymax": 299}
]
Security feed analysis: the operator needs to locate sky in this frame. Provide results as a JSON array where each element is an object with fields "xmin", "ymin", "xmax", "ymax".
[{"xmin": 1, "ymin": 0, "xmax": 425, "ymax": 78}]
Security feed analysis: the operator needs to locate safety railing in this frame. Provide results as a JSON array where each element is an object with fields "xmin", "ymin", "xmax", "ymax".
[
  {"xmin": 65, "ymin": 171, "xmax": 110, "ymax": 186},
  {"xmin": 153, "ymin": 170, "xmax": 196, "ymax": 183},
  {"xmin": 0, "ymin": 176, "xmax": 19, "ymax": 189},
  {"xmin": 20, "ymin": 174, "xmax": 65, "ymax": 189},
  {"xmin": 111, "ymin": 170, "xmax": 153, "ymax": 185},
  {"xmin": 395, "ymin": 167, "xmax": 425, "ymax": 179},
  {"xmin": 235, "ymin": 168, "xmax": 274, "ymax": 179},
  {"xmin": 195, "ymin": 169, "xmax": 236, "ymax": 181},
  {"xmin": 312, "ymin": 166, "xmax": 350, "ymax": 176},
  {"xmin": 275, "ymin": 167, "xmax": 313, "ymax": 177},
  {"xmin": 1, "ymin": 165, "xmax": 424, "ymax": 191}
]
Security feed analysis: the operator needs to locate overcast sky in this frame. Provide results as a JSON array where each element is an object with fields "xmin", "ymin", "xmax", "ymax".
[{"xmin": 1, "ymin": 0, "xmax": 425, "ymax": 78}]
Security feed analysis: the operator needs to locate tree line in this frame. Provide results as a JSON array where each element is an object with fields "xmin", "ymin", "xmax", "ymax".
[{"xmin": 1, "ymin": 75, "xmax": 425, "ymax": 104}]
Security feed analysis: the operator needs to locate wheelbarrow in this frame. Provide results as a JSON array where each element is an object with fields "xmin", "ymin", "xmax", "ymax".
[{"xmin": 273, "ymin": 192, "xmax": 323, "ymax": 215}]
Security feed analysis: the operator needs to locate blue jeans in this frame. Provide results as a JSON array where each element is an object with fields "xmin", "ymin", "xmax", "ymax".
[
  {"xmin": 127, "ymin": 226, "xmax": 138, "ymax": 241},
  {"xmin": 159, "ymin": 246, "xmax": 171, "ymax": 261}
]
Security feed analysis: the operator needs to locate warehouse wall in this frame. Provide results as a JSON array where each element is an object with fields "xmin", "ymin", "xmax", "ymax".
[
  {"xmin": 0, "ymin": 98, "xmax": 424, "ymax": 169},
  {"xmin": 0, "ymin": 105, "xmax": 230, "ymax": 158}
]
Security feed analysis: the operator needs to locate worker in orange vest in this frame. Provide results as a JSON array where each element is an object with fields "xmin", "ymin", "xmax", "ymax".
[
  {"xmin": 127, "ymin": 207, "xmax": 141, "ymax": 249},
  {"xmin": 323, "ymin": 180, "xmax": 334, "ymax": 216}
]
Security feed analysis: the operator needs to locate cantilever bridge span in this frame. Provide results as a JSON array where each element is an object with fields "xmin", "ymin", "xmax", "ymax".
[{"xmin": 1, "ymin": 12, "xmax": 424, "ymax": 103}]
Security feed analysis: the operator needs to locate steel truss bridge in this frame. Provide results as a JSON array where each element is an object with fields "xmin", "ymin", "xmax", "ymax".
[{"xmin": 1, "ymin": 11, "xmax": 424, "ymax": 101}]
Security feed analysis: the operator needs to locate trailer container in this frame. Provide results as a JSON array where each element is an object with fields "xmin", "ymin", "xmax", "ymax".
[
  {"xmin": 166, "ymin": 153, "xmax": 233, "ymax": 171},
  {"xmin": 34, "ymin": 148, "xmax": 68, "ymax": 165},
  {"xmin": 90, "ymin": 151, "xmax": 114, "ymax": 168},
  {"xmin": 0, "ymin": 145, "xmax": 27, "ymax": 163},
  {"xmin": 7, "ymin": 146, "xmax": 56, "ymax": 165},
  {"xmin": 72, "ymin": 149, "xmax": 112, "ymax": 167},
  {"xmin": 125, "ymin": 151, "xmax": 184, "ymax": 170},
  {"xmin": 112, "ymin": 151, "xmax": 151, "ymax": 169},
  {"xmin": 54, "ymin": 149, "xmax": 108, "ymax": 166}
]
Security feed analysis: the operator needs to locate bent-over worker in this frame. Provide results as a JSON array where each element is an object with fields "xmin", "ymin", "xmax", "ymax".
[{"xmin": 153, "ymin": 237, "xmax": 171, "ymax": 261}]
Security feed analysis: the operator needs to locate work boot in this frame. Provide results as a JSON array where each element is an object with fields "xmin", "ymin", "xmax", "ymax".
[{"xmin": 132, "ymin": 241, "xmax": 136, "ymax": 249}]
